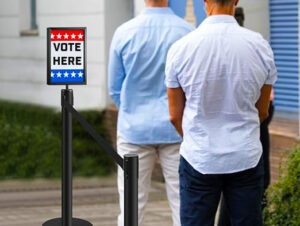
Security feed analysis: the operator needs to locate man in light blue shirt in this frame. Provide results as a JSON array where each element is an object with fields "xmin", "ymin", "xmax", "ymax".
[
  {"xmin": 108, "ymin": 0, "xmax": 194, "ymax": 225},
  {"xmin": 166, "ymin": 0, "xmax": 277, "ymax": 225}
]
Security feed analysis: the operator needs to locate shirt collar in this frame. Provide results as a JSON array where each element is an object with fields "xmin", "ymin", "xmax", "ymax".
[
  {"xmin": 201, "ymin": 15, "xmax": 237, "ymax": 25},
  {"xmin": 141, "ymin": 7, "xmax": 174, "ymax": 15}
]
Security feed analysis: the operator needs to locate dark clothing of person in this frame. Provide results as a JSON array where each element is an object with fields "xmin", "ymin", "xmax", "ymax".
[
  {"xmin": 218, "ymin": 102, "xmax": 274, "ymax": 226},
  {"xmin": 218, "ymin": 197, "xmax": 231, "ymax": 226},
  {"xmin": 261, "ymin": 101, "xmax": 274, "ymax": 190},
  {"xmin": 180, "ymin": 156, "xmax": 264, "ymax": 226}
]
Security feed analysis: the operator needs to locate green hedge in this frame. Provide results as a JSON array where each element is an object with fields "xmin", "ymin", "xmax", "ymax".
[
  {"xmin": 0, "ymin": 100, "xmax": 114, "ymax": 179},
  {"xmin": 264, "ymin": 148, "xmax": 300, "ymax": 226}
]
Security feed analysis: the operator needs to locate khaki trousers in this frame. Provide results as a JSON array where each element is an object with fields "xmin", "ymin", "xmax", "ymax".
[{"xmin": 117, "ymin": 135, "xmax": 181, "ymax": 226}]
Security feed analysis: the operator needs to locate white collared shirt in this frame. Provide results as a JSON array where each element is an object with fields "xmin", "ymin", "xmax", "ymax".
[{"xmin": 165, "ymin": 15, "xmax": 277, "ymax": 174}]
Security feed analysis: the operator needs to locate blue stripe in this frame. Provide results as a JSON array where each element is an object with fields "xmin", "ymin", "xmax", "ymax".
[
  {"xmin": 50, "ymin": 69, "xmax": 84, "ymax": 83},
  {"xmin": 270, "ymin": 0, "xmax": 299, "ymax": 112}
]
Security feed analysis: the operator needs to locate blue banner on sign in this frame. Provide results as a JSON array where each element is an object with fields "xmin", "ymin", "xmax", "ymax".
[{"xmin": 50, "ymin": 69, "xmax": 84, "ymax": 83}]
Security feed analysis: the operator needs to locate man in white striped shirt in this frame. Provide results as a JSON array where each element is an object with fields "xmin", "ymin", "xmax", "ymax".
[{"xmin": 166, "ymin": 0, "xmax": 277, "ymax": 225}]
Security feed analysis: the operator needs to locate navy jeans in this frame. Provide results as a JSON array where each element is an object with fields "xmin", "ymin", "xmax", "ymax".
[{"xmin": 179, "ymin": 156, "xmax": 264, "ymax": 226}]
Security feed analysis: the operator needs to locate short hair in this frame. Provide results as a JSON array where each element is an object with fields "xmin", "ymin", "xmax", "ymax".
[{"xmin": 212, "ymin": 0, "xmax": 234, "ymax": 5}]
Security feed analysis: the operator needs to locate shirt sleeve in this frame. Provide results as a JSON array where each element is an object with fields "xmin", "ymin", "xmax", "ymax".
[
  {"xmin": 258, "ymin": 38, "xmax": 278, "ymax": 85},
  {"xmin": 165, "ymin": 44, "xmax": 181, "ymax": 88},
  {"xmin": 108, "ymin": 30, "xmax": 125, "ymax": 109}
]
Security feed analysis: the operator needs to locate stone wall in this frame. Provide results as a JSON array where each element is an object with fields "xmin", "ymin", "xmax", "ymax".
[
  {"xmin": 269, "ymin": 118, "xmax": 299, "ymax": 183},
  {"xmin": 105, "ymin": 108, "xmax": 300, "ymax": 183}
]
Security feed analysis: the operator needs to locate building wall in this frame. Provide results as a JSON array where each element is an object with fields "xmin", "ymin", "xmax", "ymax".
[
  {"xmin": 239, "ymin": 0, "xmax": 270, "ymax": 41},
  {"xmin": 134, "ymin": 0, "xmax": 145, "ymax": 16},
  {"xmin": 105, "ymin": 0, "xmax": 133, "ymax": 106},
  {"xmin": 185, "ymin": 0, "xmax": 197, "ymax": 26},
  {"xmin": 134, "ymin": 0, "xmax": 270, "ymax": 40},
  {"xmin": 269, "ymin": 0, "xmax": 299, "ymax": 113},
  {"xmin": 0, "ymin": 0, "xmax": 131, "ymax": 110},
  {"xmin": 185, "ymin": 0, "xmax": 270, "ymax": 39},
  {"xmin": 134, "ymin": 0, "xmax": 198, "ymax": 23},
  {"xmin": 0, "ymin": 0, "xmax": 268, "ymax": 109}
]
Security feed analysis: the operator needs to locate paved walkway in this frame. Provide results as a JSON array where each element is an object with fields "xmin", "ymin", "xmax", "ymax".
[
  {"xmin": 0, "ymin": 176, "xmax": 172, "ymax": 226},
  {"xmin": 0, "ymin": 201, "xmax": 172, "ymax": 226}
]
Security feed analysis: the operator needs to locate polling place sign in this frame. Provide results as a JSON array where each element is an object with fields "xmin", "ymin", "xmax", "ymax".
[{"xmin": 47, "ymin": 27, "xmax": 87, "ymax": 85}]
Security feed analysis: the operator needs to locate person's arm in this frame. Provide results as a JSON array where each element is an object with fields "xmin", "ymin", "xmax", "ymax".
[
  {"xmin": 255, "ymin": 37, "xmax": 277, "ymax": 122},
  {"xmin": 108, "ymin": 32, "xmax": 125, "ymax": 109},
  {"xmin": 256, "ymin": 85, "xmax": 272, "ymax": 123},
  {"xmin": 167, "ymin": 87, "xmax": 186, "ymax": 137}
]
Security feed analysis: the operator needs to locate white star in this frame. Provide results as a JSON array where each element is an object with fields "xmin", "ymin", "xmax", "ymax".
[
  {"xmin": 64, "ymin": 33, "xmax": 69, "ymax": 39},
  {"xmin": 64, "ymin": 72, "xmax": 69, "ymax": 77},
  {"xmin": 57, "ymin": 33, "xmax": 62, "ymax": 39},
  {"xmin": 51, "ymin": 33, "xmax": 55, "ymax": 39},
  {"xmin": 57, "ymin": 72, "xmax": 62, "ymax": 78},
  {"xmin": 71, "ymin": 33, "xmax": 76, "ymax": 39},
  {"xmin": 78, "ymin": 72, "xmax": 83, "ymax": 77},
  {"xmin": 51, "ymin": 72, "xmax": 55, "ymax": 77},
  {"xmin": 78, "ymin": 33, "xmax": 83, "ymax": 39},
  {"xmin": 71, "ymin": 71, "xmax": 76, "ymax": 77}
]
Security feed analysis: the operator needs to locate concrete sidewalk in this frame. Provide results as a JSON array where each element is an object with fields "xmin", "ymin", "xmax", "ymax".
[
  {"xmin": 0, "ymin": 201, "xmax": 172, "ymax": 226},
  {"xmin": 0, "ymin": 175, "xmax": 173, "ymax": 226}
]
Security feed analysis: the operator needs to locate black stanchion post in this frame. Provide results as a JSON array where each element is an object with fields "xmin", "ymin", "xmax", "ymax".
[
  {"xmin": 43, "ymin": 87, "xmax": 92, "ymax": 226},
  {"xmin": 61, "ymin": 87, "xmax": 73, "ymax": 226},
  {"xmin": 124, "ymin": 154, "xmax": 139, "ymax": 226}
]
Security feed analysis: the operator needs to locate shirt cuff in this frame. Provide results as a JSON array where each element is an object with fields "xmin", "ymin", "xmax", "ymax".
[
  {"xmin": 166, "ymin": 80, "xmax": 180, "ymax": 88},
  {"xmin": 265, "ymin": 72, "xmax": 277, "ymax": 85},
  {"xmin": 110, "ymin": 94, "xmax": 121, "ymax": 109}
]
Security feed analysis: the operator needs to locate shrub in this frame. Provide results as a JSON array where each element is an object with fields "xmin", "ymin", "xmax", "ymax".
[
  {"xmin": 264, "ymin": 148, "xmax": 300, "ymax": 226},
  {"xmin": 0, "ymin": 100, "xmax": 114, "ymax": 179}
]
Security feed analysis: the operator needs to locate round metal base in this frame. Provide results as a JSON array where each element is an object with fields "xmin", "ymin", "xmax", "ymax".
[{"xmin": 43, "ymin": 218, "xmax": 93, "ymax": 226}]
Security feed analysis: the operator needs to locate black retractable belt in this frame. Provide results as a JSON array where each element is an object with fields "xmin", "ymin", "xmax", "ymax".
[
  {"xmin": 45, "ymin": 27, "xmax": 138, "ymax": 226},
  {"xmin": 64, "ymin": 101, "xmax": 124, "ymax": 168},
  {"xmin": 43, "ymin": 88, "xmax": 138, "ymax": 226}
]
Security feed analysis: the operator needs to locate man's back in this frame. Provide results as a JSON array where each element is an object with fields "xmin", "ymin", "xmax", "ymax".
[
  {"xmin": 109, "ymin": 7, "xmax": 194, "ymax": 144},
  {"xmin": 166, "ymin": 15, "xmax": 277, "ymax": 174}
]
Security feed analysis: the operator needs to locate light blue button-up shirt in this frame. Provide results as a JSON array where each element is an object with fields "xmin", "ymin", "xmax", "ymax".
[
  {"xmin": 166, "ymin": 15, "xmax": 277, "ymax": 174},
  {"xmin": 108, "ymin": 7, "xmax": 194, "ymax": 144}
]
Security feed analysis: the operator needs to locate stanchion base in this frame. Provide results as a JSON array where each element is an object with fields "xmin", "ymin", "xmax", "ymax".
[{"xmin": 43, "ymin": 218, "xmax": 93, "ymax": 226}]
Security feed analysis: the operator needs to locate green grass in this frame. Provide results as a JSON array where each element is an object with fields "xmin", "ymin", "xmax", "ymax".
[{"xmin": 0, "ymin": 100, "xmax": 114, "ymax": 180}]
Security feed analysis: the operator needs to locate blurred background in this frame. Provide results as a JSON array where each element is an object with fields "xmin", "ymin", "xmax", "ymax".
[{"xmin": 0, "ymin": 0, "xmax": 299, "ymax": 225}]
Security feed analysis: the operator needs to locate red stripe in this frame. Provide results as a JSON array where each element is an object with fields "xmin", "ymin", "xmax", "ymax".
[{"xmin": 50, "ymin": 30, "xmax": 85, "ymax": 41}]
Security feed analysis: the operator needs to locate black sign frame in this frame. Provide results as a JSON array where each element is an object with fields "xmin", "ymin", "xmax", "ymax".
[{"xmin": 47, "ymin": 27, "xmax": 87, "ymax": 85}]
